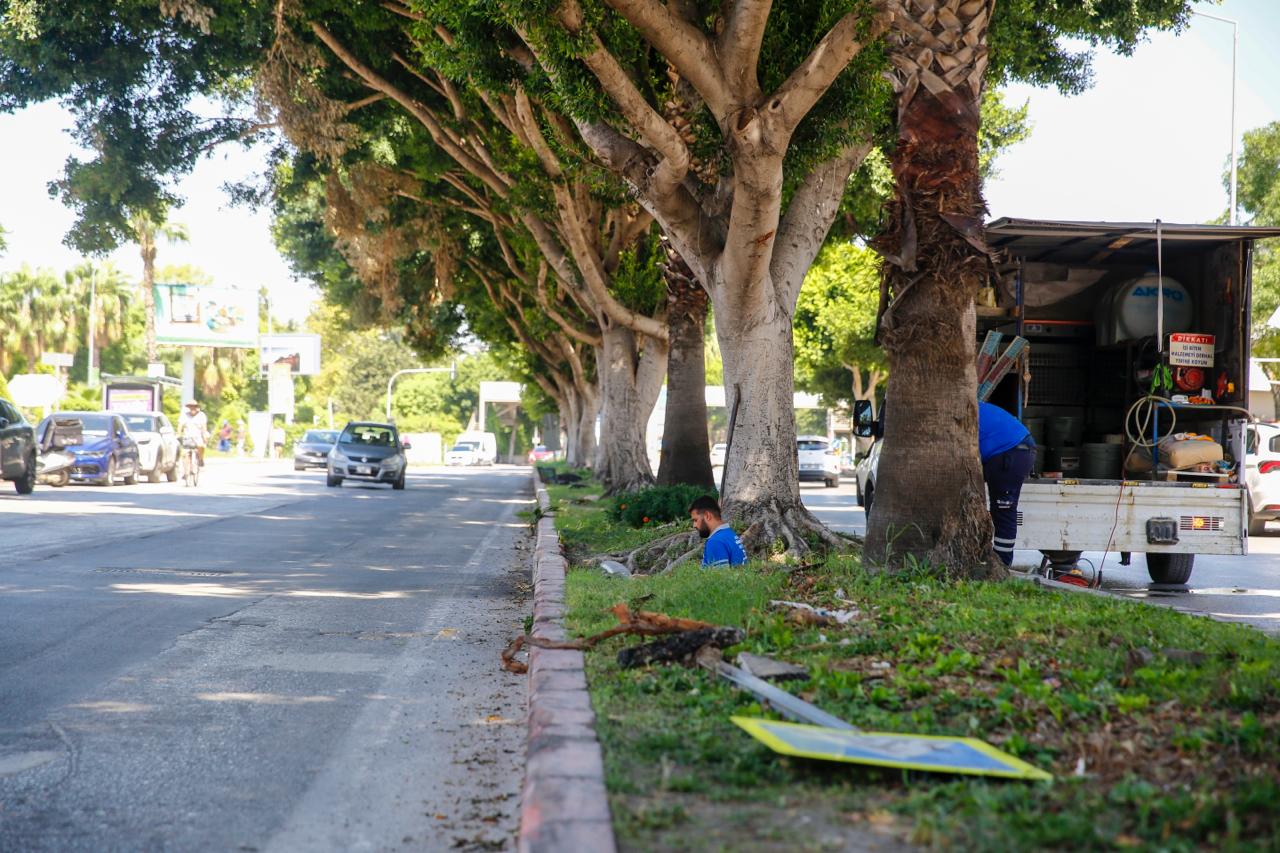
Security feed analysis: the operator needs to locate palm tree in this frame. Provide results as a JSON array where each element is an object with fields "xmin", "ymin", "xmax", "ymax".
[
  {"xmin": 129, "ymin": 211, "xmax": 189, "ymax": 363},
  {"xmin": 866, "ymin": 1, "xmax": 996, "ymax": 572}
]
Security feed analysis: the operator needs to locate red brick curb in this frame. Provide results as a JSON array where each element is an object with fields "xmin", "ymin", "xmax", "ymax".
[{"xmin": 519, "ymin": 474, "xmax": 617, "ymax": 853}]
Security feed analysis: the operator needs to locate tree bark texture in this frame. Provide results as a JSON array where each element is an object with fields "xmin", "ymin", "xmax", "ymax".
[
  {"xmin": 595, "ymin": 325, "xmax": 666, "ymax": 494},
  {"xmin": 656, "ymin": 254, "xmax": 714, "ymax": 489},
  {"xmin": 867, "ymin": 1, "xmax": 1001, "ymax": 577},
  {"xmin": 140, "ymin": 235, "xmax": 158, "ymax": 364}
]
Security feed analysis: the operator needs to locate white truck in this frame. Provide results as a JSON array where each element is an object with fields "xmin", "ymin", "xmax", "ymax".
[{"xmin": 858, "ymin": 218, "xmax": 1280, "ymax": 584}]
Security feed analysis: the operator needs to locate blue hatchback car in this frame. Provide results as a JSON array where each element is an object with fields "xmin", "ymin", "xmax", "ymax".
[{"xmin": 42, "ymin": 411, "xmax": 142, "ymax": 486}]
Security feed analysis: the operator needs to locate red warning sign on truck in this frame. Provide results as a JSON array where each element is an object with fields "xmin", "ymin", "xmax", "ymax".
[{"xmin": 1168, "ymin": 332, "xmax": 1215, "ymax": 368}]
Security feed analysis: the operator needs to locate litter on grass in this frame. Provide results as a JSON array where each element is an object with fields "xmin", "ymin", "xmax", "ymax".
[
  {"xmin": 769, "ymin": 600, "xmax": 859, "ymax": 625},
  {"xmin": 732, "ymin": 717, "xmax": 1053, "ymax": 782}
]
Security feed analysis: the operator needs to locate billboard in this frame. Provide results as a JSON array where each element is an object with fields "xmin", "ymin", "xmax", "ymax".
[
  {"xmin": 153, "ymin": 284, "xmax": 257, "ymax": 348},
  {"xmin": 259, "ymin": 333, "xmax": 322, "ymax": 376}
]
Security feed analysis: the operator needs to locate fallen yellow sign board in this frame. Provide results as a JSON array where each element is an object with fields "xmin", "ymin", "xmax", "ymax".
[{"xmin": 732, "ymin": 717, "xmax": 1052, "ymax": 781}]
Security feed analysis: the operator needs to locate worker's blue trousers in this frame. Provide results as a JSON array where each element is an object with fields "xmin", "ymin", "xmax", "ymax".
[{"xmin": 982, "ymin": 445, "xmax": 1035, "ymax": 565}]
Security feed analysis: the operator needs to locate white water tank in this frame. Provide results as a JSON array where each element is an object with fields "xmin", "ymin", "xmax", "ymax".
[{"xmin": 1095, "ymin": 273, "xmax": 1194, "ymax": 346}]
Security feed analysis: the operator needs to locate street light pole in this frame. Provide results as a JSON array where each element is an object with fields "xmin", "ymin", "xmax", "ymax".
[
  {"xmin": 384, "ymin": 364, "xmax": 457, "ymax": 422},
  {"xmin": 1194, "ymin": 10, "xmax": 1239, "ymax": 224}
]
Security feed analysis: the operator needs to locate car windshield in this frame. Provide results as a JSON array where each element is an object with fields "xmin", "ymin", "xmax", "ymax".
[
  {"xmin": 341, "ymin": 425, "xmax": 397, "ymax": 446},
  {"xmin": 304, "ymin": 430, "xmax": 339, "ymax": 444},
  {"xmin": 123, "ymin": 415, "xmax": 157, "ymax": 432},
  {"xmin": 451, "ymin": 443, "xmax": 478, "ymax": 452},
  {"xmin": 797, "ymin": 439, "xmax": 829, "ymax": 452},
  {"xmin": 74, "ymin": 414, "xmax": 113, "ymax": 437}
]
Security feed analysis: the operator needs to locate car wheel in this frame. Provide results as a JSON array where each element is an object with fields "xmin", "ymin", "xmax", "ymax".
[
  {"xmin": 101, "ymin": 457, "xmax": 116, "ymax": 487},
  {"xmin": 124, "ymin": 464, "xmax": 139, "ymax": 486},
  {"xmin": 327, "ymin": 473, "xmax": 341, "ymax": 488},
  {"xmin": 863, "ymin": 484, "xmax": 874, "ymax": 515},
  {"xmin": 148, "ymin": 459, "xmax": 163, "ymax": 483},
  {"xmin": 14, "ymin": 453, "xmax": 36, "ymax": 494},
  {"xmin": 824, "ymin": 476, "xmax": 838, "ymax": 488},
  {"xmin": 393, "ymin": 472, "xmax": 406, "ymax": 490},
  {"xmin": 167, "ymin": 462, "xmax": 179, "ymax": 482},
  {"xmin": 1249, "ymin": 514, "xmax": 1269, "ymax": 536},
  {"xmin": 52, "ymin": 471, "xmax": 69, "ymax": 487},
  {"xmin": 1146, "ymin": 553, "xmax": 1194, "ymax": 585}
]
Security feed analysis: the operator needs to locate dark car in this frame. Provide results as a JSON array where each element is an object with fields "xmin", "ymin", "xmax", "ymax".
[
  {"xmin": 57, "ymin": 412, "xmax": 142, "ymax": 486},
  {"xmin": 326, "ymin": 422, "xmax": 407, "ymax": 490},
  {"xmin": 0, "ymin": 398, "xmax": 37, "ymax": 494},
  {"xmin": 294, "ymin": 429, "xmax": 340, "ymax": 471}
]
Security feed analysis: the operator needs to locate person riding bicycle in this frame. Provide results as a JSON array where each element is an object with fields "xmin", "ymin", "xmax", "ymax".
[{"xmin": 178, "ymin": 399, "xmax": 209, "ymax": 468}]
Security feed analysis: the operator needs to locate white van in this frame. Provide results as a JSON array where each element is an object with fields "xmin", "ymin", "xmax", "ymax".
[{"xmin": 447, "ymin": 431, "xmax": 498, "ymax": 466}]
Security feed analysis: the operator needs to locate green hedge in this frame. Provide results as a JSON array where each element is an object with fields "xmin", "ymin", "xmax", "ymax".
[{"xmin": 608, "ymin": 483, "xmax": 718, "ymax": 528}]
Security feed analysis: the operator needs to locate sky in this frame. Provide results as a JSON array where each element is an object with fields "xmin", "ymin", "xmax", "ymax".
[{"xmin": 0, "ymin": 0, "xmax": 1277, "ymax": 324}]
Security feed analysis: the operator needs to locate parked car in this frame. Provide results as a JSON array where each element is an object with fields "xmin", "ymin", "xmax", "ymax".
[
  {"xmin": 446, "ymin": 441, "xmax": 482, "ymax": 466},
  {"xmin": 854, "ymin": 440, "xmax": 881, "ymax": 514},
  {"xmin": 294, "ymin": 429, "xmax": 340, "ymax": 470},
  {"xmin": 527, "ymin": 444, "xmax": 554, "ymax": 464},
  {"xmin": 710, "ymin": 442, "xmax": 727, "ymax": 467},
  {"xmin": 117, "ymin": 412, "xmax": 179, "ymax": 482},
  {"xmin": 1245, "ymin": 422, "xmax": 1280, "ymax": 535},
  {"xmin": 54, "ymin": 412, "xmax": 142, "ymax": 486},
  {"xmin": 0, "ymin": 397, "xmax": 37, "ymax": 494},
  {"xmin": 327, "ymin": 422, "xmax": 407, "ymax": 489},
  {"xmin": 797, "ymin": 435, "xmax": 840, "ymax": 488}
]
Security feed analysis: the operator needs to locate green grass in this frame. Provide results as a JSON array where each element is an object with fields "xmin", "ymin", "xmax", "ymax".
[{"xmin": 555, "ymin": 483, "xmax": 1280, "ymax": 851}]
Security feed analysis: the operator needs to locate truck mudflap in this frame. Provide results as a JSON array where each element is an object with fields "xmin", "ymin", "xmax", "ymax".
[{"xmin": 1015, "ymin": 480, "xmax": 1247, "ymax": 556}]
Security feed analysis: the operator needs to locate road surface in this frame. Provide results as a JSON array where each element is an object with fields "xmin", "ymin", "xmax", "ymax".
[
  {"xmin": 803, "ymin": 479, "xmax": 1280, "ymax": 636},
  {"xmin": 0, "ymin": 462, "xmax": 531, "ymax": 851}
]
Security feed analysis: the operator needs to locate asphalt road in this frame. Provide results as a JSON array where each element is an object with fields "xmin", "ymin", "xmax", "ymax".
[
  {"xmin": 0, "ymin": 462, "xmax": 531, "ymax": 851},
  {"xmin": 802, "ymin": 478, "xmax": 1280, "ymax": 636}
]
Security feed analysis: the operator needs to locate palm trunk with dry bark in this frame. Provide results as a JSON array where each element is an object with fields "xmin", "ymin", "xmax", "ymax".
[{"xmin": 865, "ymin": 0, "xmax": 1001, "ymax": 577}]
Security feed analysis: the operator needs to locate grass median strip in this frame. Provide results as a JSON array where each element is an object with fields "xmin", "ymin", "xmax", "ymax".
[{"xmin": 550, "ymin": 480, "xmax": 1280, "ymax": 851}]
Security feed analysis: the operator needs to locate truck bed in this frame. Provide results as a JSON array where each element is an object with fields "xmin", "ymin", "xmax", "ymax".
[{"xmin": 1015, "ymin": 479, "xmax": 1247, "ymax": 556}]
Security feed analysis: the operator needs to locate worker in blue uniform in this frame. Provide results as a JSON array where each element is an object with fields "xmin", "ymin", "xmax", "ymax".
[
  {"xmin": 688, "ymin": 495, "xmax": 747, "ymax": 567},
  {"xmin": 978, "ymin": 401, "xmax": 1036, "ymax": 565}
]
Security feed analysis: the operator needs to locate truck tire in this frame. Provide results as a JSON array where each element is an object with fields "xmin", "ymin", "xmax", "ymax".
[{"xmin": 1146, "ymin": 553, "xmax": 1194, "ymax": 585}]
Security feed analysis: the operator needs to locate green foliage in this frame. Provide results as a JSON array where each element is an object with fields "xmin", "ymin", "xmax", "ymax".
[
  {"xmin": 1229, "ymin": 123, "xmax": 1280, "ymax": 349},
  {"xmin": 978, "ymin": 89, "xmax": 1033, "ymax": 181},
  {"xmin": 608, "ymin": 484, "xmax": 718, "ymax": 529},
  {"xmin": 793, "ymin": 241, "xmax": 883, "ymax": 405},
  {"xmin": 554, "ymin": 495, "xmax": 1280, "ymax": 851}
]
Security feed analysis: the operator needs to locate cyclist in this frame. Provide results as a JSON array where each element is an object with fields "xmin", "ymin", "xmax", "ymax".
[{"xmin": 178, "ymin": 399, "xmax": 210, "ymax": 469}]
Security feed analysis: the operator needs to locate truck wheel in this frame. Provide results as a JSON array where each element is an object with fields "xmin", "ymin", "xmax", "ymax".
[
  {"xmin": 1146, "ymin": 553, "xmax": 1194, "ymax": 585},
  {"xmin": 15, "ymin": 454, "xmax": 36, "ymax": 494}
]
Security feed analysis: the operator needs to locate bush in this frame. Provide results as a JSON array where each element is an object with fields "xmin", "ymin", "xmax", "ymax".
[{"xmin": 608, "ymin": 483, "xmax": 718, "ymax": 529}]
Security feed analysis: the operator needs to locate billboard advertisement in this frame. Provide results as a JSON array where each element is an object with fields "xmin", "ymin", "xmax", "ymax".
[
  {"xmin": 153, "ymin": 284, "xmax": 257, "ymax": 348},
  {"xmin": 104, "ymin": 384, "xmax": 158, "ymax": 413},
  {"xmin": 259, "ymin": 333, "xmax": 322, "ymax": 376}
]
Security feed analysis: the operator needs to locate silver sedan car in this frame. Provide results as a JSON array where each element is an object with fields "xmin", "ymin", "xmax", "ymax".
[{"xmin": 326, "ymin": 422, "xmax": 407, "ymax": 490}]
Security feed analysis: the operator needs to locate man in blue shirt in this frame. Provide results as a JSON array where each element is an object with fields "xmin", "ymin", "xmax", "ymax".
[
  {"xmin": 688, "ymin": 496, "xmax": 747, "ymax": 567},
  {"xmin": 978, "ymin": 401, "xmax": 1035, "ymax": 566}
]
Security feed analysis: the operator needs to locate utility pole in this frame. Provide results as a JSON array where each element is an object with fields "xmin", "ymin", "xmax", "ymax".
[{"xmin": 1194, "ymin": 10, "xmax": 1239, "ymax": 224}]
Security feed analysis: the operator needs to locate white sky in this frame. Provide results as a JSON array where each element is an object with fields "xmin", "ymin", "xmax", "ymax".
[{"xmin": 0, "ymin": 0, "xmax": 1276, "ymax": 325}]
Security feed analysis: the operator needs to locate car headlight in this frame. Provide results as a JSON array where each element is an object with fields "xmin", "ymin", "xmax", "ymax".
[{"xmin": 330, "ymin": 452, "xmax": 349, "ymax": 465}]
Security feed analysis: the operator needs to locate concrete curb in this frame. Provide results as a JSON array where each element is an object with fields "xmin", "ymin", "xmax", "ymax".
[{"xmin": 519, "ymin": 474, "xmax": 618, "ymax": 853}]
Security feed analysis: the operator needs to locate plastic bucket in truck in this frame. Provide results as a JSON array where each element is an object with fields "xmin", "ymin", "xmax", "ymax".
[{"xmin": 1082, "ymin": 442, "xmax": 1124, "ymax": 480}]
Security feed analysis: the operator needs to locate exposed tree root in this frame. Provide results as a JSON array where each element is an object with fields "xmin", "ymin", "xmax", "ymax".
[
  {"xmin": 608, "ymin": 529, "xmax": 702, "ymax": 575},
  {"xmin": 734, "ymin": 498, "xmax": 858, "ymax": 558}
]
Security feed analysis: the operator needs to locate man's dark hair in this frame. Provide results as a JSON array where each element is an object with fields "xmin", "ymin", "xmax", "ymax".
[{"xmin": 688, "ymin": 495, "xmax": 721, "ymax": 515}]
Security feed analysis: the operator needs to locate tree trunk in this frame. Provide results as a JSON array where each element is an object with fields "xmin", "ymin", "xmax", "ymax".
[
  {"xmin": 656, "ymin": 253, "xmax": 714, "ymax": 489},
  {"xmin": 595, "ymin": 325, "xmax": 665, "ymax": 494},
  {"xmin": 713, "ymin": 294, "xmax": 841, "ymax": 553},
  {"xmin": 866, "ymin": 49, "xmax": 999, "ymax": 577},
  {"xmin": 140, "ymin": 238, "xmax": 158, "ymax": 364}
]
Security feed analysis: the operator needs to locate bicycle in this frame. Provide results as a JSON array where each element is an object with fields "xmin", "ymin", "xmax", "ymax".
[{"xmin": 179, "ymin": 437, "xmax": 201, "ymax": 487}]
